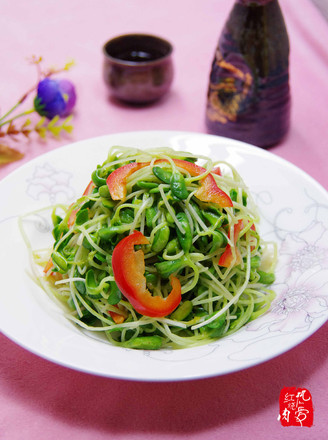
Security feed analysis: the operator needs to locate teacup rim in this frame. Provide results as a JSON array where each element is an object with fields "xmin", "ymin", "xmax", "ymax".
[{"xmin": 103, "ymin": 33, "xmax": 173, "ymax": 66}]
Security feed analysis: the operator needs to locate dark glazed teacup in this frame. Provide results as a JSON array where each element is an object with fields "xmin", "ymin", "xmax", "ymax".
[{"xmin": 103, "ymin": 34, "xmax": 174, "ymax": 104}]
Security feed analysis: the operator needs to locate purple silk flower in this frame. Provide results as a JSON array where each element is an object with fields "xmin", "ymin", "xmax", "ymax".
[{"xmin": 34, "ymin": 78, "xmax": 76, "ymax": 119}]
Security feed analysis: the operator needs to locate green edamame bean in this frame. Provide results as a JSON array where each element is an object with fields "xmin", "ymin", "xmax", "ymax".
[
  {"xmin": 107, "ymin": 282, "xmax": 122, "ymax": 305},
  {"xmin": 166, "ymin": 213, "xmax": 174, "ymax": 225},
  {"xmin": 51, "ymin": 213, "xmax": 62, "ymax": 227},
  {"xmin": 85, "ymin": 269, "xmax": 104, "ymax": 299},
  {"xmin": 124, "ymin": 335, "xmax": 163, "ymax": 350},
  {"xmin": 170, "ymin": 171, "xmax": 189, "ymax": 200},
  {"xmin": 51, "ymin": 251, "xmax": 68, "ymax": 272},
  {"xmin": 145, "ymin": 272, "xmax": 158, "ymax": 289},
  {"xmin": 250, "ymin": 255, "xmax": 261, "ymax": 268},
  {"xmin": 136, "ymin": 181, "xmax": 158, "ymax": 189},
  {"xmin": 73, "ymin": 268, "xmax": 86, "ymax": 295},
  {"xmin": 165, "ymin": 207, "xmax": 175, "ymax": 226},
  {"xmin": 230, "ymin": 189, "xmax": 238, "ymax": 202},
  {"xmin": 155, "ymin": 256, "xmax": 188, "ymax": 279},
  {"xmin": 61, "ymin": 244, "xmax": 75, "ymax": 260},
  {"xmin": 99, "ymin": 225, "xmax": 129, "ymax": 240},
  {"xmin": 176, "ymin": 212, "xmax": 192, "ymax": 253},
  {"xmin": 82, "ymin": 232, "xmax": 97, "ymax": 250},
  {"xmin": 75, "ymin": 208, "xmax": 89, "ymax": 225},
  {"xmin": 230, "ymin": 188, "xmax": 248, "ymax": 207},
  {"xmin": 98, "ymin": 270, "xmax": 109, "ymax": 284},
  {"xmin": 92, "ymin": 169, "xmax": 107, "ymax": 187},
  {"xmin": 190, "ymin": 201, "xmax": 204, "ymax": 220},
  {"xmin": 206, "ymin": 207, "xmax": 227, "ymax": 222},
  {"xmin": 52, "ymin": 222, "xmax": 69, "ymax": 241},
  {"xmin": 99, "ymin": 184, "xmax": 111, "ymax": 198},
  {"xmin": 166, "ymin": 193, "xmax": 181, "ymax": 204},
  {"xmin": 258, "ymin": 271, "xmax": 275, "ymax": 285},
  {"xmin": 165, "ymin": 238, "xmax": 180, "ymax": 255},
  {"xmin": 152, "ymin": 166, "xmax": 172, "ymax": 184},
  {"xmin": 210, "ymin": 231, "xmax": 227, "ymax": 253},
  {"xmin": 120, "ymin": 208, "xmax": 134, "ymax": 224},
  {"xmin": 149, "ymin": 186, "xmax": 170, "ymax": 194},
  {"xmin": 101, "ymin": 197, "xmax": 116, "ymax": 209},
  {"xmin": 180, "ymin": 156, "xmax": 197, "ymax": 163},
  {"xmin": 81, "ymin": 199, "xmax": 94, "ymax": 210},
  {"xmin": 170, "ymin": 300, "xmax": 192, "ymax": 321},
  {"xmin": 242, "ymin": 192, "xmax": 248, "ymax": 206},
  {"xmin": 202, "ymin": 312, "xmax": 226, "ymax": 338},
  {"xmin": 198, "ymin": 235, "xmax": 209, "ymax": 251},
  {"xmin": 132, "ymin": 198, "xmax": 142, "ymax": 207},
  {"xmin": 74, "ymin": 278, "xmax": 86, "ymax": 296},
  {"xmin": 94, "ymin": 252, "xmax": 107, "ymax": 263},
  {"xmin": 152, "ymin": 224, "xmax": 170, "ymax": 253},
  {"xmin": 52, "ymin": 223, "xmax": 62, "ymax": 241},
  {"xmin": 145, "ymin": 207, "xmax": 157, "ymax": 228},
  {"xmin": 193, "ymin": 305, "xmax": 207, "ymax": 317},
  {"xmin": 202, "ymin": 211, "xmax": 225, "ymax": 228}
]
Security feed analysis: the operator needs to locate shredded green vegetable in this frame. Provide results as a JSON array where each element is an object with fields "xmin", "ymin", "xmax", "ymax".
[{"xmin": 33, "ymin": 146, "xmax": 277, "ymax": 350}]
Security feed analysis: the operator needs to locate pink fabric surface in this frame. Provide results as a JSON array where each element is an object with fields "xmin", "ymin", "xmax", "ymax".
[{"xmin": 0, "ymin": 0, "xmax": 327, "ymax": 439}]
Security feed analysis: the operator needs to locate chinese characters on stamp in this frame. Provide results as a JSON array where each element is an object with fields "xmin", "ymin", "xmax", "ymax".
[{"xmin": 278, "ymin": 387, "xmax": 313, "ymax": 427}]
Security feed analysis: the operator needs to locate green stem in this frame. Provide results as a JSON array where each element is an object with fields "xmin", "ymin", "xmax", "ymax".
[
  {"xmin": 0, "ymin": 108, "xmax": 35, "ymax": 128},
  {"xmin": 0, "ymin": 79, "xmax": 39, "ymax": 124},
  {"xmin": 0, "ymin": 102, "xmax": 22, "ymax": 124}
]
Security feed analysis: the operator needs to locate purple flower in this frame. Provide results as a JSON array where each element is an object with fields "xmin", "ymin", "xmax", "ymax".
[{"xmin": 34, "ymin": 78, "xmax": 76, "ymax": 119}]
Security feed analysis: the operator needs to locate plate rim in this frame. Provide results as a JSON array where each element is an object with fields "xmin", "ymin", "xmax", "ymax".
[
  {"xmin": 1, "ymin": 130, "xmax": 328, "ymax": 381},
  {"xmin": 2, "ymin": 129, "xmax": 327, "ymax": 195}
]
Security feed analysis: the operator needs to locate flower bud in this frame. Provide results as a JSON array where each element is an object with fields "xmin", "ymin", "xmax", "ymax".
[{"xmin": 34, "ymin": 78, "xmax": 76, "ymax": 119}]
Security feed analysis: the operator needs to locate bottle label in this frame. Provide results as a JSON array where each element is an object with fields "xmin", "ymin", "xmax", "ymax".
[{"xmin": 206, "ymin": 49, "xmax": 253, "ymax": 124}]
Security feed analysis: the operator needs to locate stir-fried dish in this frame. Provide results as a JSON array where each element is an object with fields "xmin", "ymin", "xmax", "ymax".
[{"xmin": 36, "ymin": 146, "xmax": 276, "ymax": 349}]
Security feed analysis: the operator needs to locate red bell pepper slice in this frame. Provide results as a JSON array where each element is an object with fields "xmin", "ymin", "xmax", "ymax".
[
  {"xmin": 112, "ymin": 231, "xmax": 182, "ymax": 317},
  {"xmin": 108, "ymin": 310, "xmax": 127, "ymax": 324},
  {"xmin": 67, "ymin": 180, "xmax": 95, "ymax": 228},
  {"xmin": 218, "ymin": 220, "xmax": 244, "ymax": 267},
  {"xmin": 211, "ymin": 166, "xmax": 222, "ymax": 176},
  {"xmin": 82, "ymin": 180, "xmax": 96, "ymax": 196},
  {"xmin": 106, "ymin": 162, "xmax": 148, "ymax": 200},
  {"xmin": 105, "ymin": 158, "xmax": 232, "ymax": 207},
  {"xmin": 157, "ymin": 158, "xmax": 232, "ymax": 207},
  {"xmin": 43, "ymin": 256, "xmax": 55, "ymax": 274},
  {"xmin": 250, "ymin": 223, "xmax": 256, "ymax": 251}
]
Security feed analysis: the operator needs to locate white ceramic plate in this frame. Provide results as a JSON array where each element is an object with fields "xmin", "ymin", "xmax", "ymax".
[{"xmin": 1, "ymin": 131, "xmax": 328, "ymax": 381}]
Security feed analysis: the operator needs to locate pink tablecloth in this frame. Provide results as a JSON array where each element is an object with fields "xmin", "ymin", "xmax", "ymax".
[{"xmin": 0, "ymin": 0, "xmax": 327, "ymax": 439}]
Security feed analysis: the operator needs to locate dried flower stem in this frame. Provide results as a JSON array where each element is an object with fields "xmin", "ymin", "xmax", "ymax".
[
  {"xmin": 0, "ymin": 56, "xmax": 75, "ymax": 164},
  {"xmin": 0, "ymin": 108, "xmax": 35, "ymax": 128}
]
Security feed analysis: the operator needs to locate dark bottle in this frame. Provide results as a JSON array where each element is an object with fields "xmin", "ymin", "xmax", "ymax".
[{"xmin": 206, "ymin": 0, "xmax": 290, "ymax": 148}]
